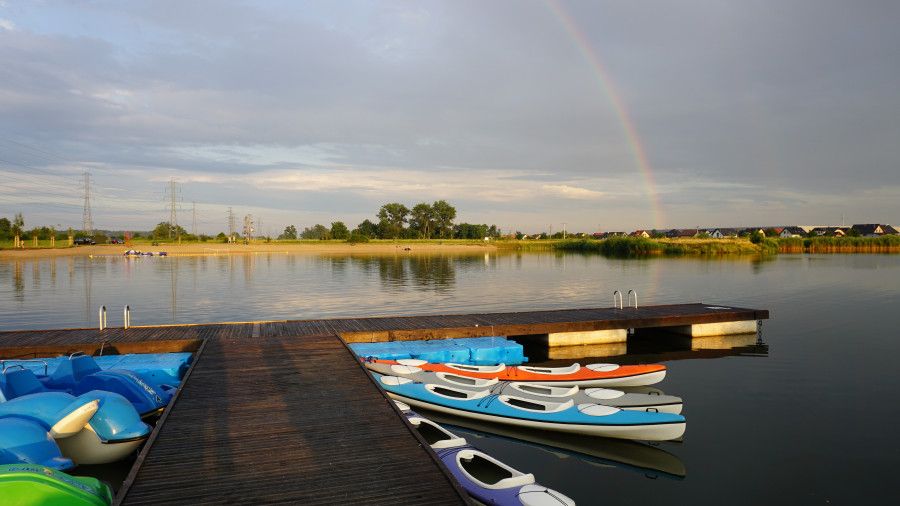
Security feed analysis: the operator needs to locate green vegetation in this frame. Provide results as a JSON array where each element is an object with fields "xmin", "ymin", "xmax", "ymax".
[
  {"xmin": 548, "ymin": 237, "xmax": 771, "ymax": 257},
  {"xmin": 779, "ymin": 235, "xmax": 900, "ymax": 253}
]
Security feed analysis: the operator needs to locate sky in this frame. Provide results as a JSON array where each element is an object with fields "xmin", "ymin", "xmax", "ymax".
[{"xmin": 1, "ymin": 0, "xmax": 898, "ymax": 235}]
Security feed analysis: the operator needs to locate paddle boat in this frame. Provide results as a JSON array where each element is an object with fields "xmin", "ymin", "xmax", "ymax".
[
  {"xmin": 0, "ymin": 386, "xmax": 150, "ymax": 465},
  {"xmin": 367, "ymin": 361, "xmax": 682, "ymax": 414},
  {"xmin": 376, "ymin": 373, "xmax": 685, "ymax": 441},
  {"xmin": 1, "ymin": 355, "xmax": 173, "ymax": 418},
  {"xmin": 0, "ymin": 464, "xmax": 112, "ymax": 506},
  {"xmin": 0, "ymin": 418, "xmax": 75, "ymax": 470},
  {"xmin": 365, "ymin": 358, "xmax": 666, "ymax": 387},
  {"xmin": 396, "ymin": 404, "xmax": 573, "ymax": 506}
]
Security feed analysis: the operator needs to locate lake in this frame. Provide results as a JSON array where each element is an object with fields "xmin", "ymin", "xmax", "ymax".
[{"xmin": 1, "ymin": 251, "xmax": 898, "ymax": 504}]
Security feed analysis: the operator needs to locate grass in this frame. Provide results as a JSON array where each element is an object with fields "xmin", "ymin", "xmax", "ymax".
[
  {"xmin": 554, "ymin": 237, "xmax": 766, "ymax": 257},
  {"xmin": 778, "ymin": 235, "xmax": 900, "ymax": 253}
]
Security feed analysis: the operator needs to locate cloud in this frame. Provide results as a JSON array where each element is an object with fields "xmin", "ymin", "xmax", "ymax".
[
  {"xmin": 0, "ymin": 1, "xmax": 898, "ymax": 232},
  {"xmin": 542, "ymin": 184, "xmax": 604, "ymax": 200}
]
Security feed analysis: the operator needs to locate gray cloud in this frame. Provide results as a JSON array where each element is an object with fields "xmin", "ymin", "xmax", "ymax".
[{"xmin": 0, "ymin": 0, "xmax": 898, "ymax": 233}]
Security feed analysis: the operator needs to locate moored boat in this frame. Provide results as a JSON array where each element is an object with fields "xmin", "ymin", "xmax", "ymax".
[
  {"xmin": 366, "ymin": 358, "xmax": 666, "ymax": 387},
  {"xmin": 402, "ymin": 409, "xmax": 574, "ymax": 505},
  {"xmin": 376, "ymin": 373, "xmax": 686, "ymax": 441},
  {"xmin": 0, "ymin": 464, "xmax": 112, "ymax": 506},
  {"xmin": 0, "ymin": 389, "xmax": 148, "ymax": 464},
  {"xmin": 367, "ymin": 361, "xmax": 682, "ymax": 414}
]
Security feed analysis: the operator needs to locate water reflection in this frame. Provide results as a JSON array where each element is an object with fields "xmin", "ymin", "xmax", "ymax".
[{"xmin": 523, "ymin": 331, "xmax": 769, "ymax": 364}]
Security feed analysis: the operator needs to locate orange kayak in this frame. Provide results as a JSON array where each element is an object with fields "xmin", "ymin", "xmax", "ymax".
[{"xmin": 366, "ymin": 358, "xmax": 666, "ymax": 387}]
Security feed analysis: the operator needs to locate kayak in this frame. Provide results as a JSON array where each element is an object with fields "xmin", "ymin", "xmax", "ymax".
[
  {"xmin": 376, "ymin": 373, "xmax": 686, "ymax": 441},
  {"xmin": 399, "ymin": 405, "xmax": 574, "ymax": 506},
  {"xmin": 367, "ymin": 358, "xmax": 666, "ymax": 387},
  {"xmin": 424, "ymin": 410, "xmax": 687, "ymax": 480},
  {"xmin": 367, "ymin": 361, "xmax": 682, "ymax": 414},
  {"xmin": 0, "ymin": 464, "xmax": 112, "ymax": 506}
]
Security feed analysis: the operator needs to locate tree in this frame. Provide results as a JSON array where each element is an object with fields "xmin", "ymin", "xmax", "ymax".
[
  {"xmin": 409, "ymin": 203, "xmax": 435, "ymax": 238},
  {"xmin": 355, "ymin": 219, "xmax": 379, "ymax": 239},
  {"xmin": 377, "ymin": 203, "xmax": 409, "ymax": 239},
  {"xmin": 454, "ymin": 223, "xmax": 489, "ymax": 239},
  {"xmin": 749, "ymin": 231, "xmax": 764, "ymax": 244},
  {"xmin": 0, "ymin": 217, "xmax": 11, "ymax": 241},
  {"xmin": 279, "ymin": 225, "xmax": 298, "ymax": 240},
  {"xmin": 431, "ymin": 200, "xmax": 456, "ymax": 238},
  {"xmin": 330, "ymin": 221, "xmax": 350, "ymax": 240},
  {"xmin": 12, "ymin": 213, "xmax": 24, "ymax": 237},
  {"xmin": 151, "ymin": 222, "xmax": 188, "ymax": 240},
  {"xmin": 301, "ymin": 224, "xmax": 330, "ymax": 240}
]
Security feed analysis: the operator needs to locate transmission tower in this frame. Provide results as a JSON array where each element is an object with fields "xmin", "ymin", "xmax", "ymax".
[
  {"xmin": 227, "ymin": 207, "xmax": 236, "ymax": 241},
  {"xmin": 164, "ymin": 178, "xmax": 182, "ymax": 240},
  {"xmin": 192, "ymin": 201, "xmax": 197, "ymax": 236},
  {"xmin": 81, "ymin": 172, "xmax": 93, "ymax": 234},
  {"xmin": 242, "ymin": 214, "xmax": 254, "ymax": 242}
]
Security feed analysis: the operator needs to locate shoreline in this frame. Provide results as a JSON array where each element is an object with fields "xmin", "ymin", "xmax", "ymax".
[{"xmin": 0, "ymin": 241, "xmax": 498, "ymax": 259}]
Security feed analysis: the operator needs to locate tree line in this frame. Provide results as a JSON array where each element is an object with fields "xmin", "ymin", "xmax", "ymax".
[{"xmin": 279, "ymin": 201, "xmax": 501, "ymax": 241}]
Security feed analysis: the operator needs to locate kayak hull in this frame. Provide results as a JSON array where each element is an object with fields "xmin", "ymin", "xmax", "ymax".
[{"xmin": 391, "ymin": 392, "xmax": 685, "ymax": 440}]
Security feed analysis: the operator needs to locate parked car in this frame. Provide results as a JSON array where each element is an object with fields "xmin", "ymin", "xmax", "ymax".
[
  {"xmin": 109, "ymin": 238, "xmax": 123, "ymax": 244},
  {"xmin": 73, "ymin": 237, "xmax": 95, "ymax": 245}
]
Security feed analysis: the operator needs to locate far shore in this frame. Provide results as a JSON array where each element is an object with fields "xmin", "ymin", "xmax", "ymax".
[{"xmin": 0, "ymin": 240, "xmax": 499, "ymax": 259}]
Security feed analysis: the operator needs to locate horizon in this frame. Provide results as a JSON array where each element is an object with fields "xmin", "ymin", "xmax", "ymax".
[{"xmin": 2, "ymin": 1, "xmax": 898, "ymax": 234}]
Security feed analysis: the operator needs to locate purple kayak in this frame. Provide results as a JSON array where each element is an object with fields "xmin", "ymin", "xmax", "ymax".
[{"xmin": 400, "ymin": 405, "xmax": 574, "ymax": 506}]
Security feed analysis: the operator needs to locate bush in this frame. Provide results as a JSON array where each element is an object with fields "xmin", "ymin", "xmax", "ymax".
[{"xmin": 347, "ymin": 231, "xmax": 370, "ymax": 243}]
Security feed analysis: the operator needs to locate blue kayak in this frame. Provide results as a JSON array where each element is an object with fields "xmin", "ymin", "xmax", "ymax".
[{"xmin": 375, "ymin": 373, "xmax": 686, "ymax": 441}]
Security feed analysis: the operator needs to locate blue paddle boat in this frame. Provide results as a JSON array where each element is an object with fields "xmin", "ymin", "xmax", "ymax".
[
  {"xmin": 2, "ymin": 356, "xmax": 172, "ymax": 417},
  {"xmin": 0, "ymin": 389, "xmax": 150, "ymax": 465},
  {"xmin": 376, "ymin": 373, "xmax": 686, "ymax": 441},
  {"xmin": 0, "ymin": 418, "xmax": 74, "ymax": 470}
]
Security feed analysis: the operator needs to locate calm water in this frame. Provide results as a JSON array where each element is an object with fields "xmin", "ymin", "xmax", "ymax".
[{"xmin": 1, "ymin": 252, "xmax": 899, "ymax": 504}]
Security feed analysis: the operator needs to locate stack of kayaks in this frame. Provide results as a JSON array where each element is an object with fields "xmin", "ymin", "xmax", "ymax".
[
  {"xmin": 394, "ymin": 401, "xmax": 574, "ymax": 506},
  {"xmin": 376, "ymin": 372, "xmax": 685, "ymax": 441},
  {"xmin": 366, "ymin": 358, "xmax": 668, "ymax": 387},
  {"xmin": 366, "ymin": 361, "xmax": 682, "ymax": 414},
  {"xmin": 368, "ymin": 357, "xmax": 685, "ymax": 441}
]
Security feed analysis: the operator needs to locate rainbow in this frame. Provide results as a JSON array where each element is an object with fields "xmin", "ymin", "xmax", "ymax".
[{"xmin": 543, "ymin": 0, "xmax": 664, "ymax": 230}]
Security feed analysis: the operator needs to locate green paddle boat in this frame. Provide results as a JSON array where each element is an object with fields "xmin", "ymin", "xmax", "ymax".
[{"xmin": 0, "ymin": 464, "xmax": 112, "ymax": 506}]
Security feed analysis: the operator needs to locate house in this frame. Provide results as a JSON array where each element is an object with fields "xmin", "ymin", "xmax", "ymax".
[
  {"xmin": 810, "ymin": 226, "xmax": 848, "ymax": 237},
  {"xmin": 709, "ymin": 228, "xmax": 739, "ymax": 238},
  {"xmin": 851, "ymin": 224, "xmax": 891, "ymax": 237},
  {"xmin": 740, "ymin": 228, "xmax": 766, "ymax": 237},
  {"xmin": 883, "ymin": 225, "xmax": 899, "ymax": 235},
  {"xmin": 593, "ymin": 232, "xmax": 626, "ymax": 239},
  {"xmin": 629, "ymin": 230, "xmax": 650, "ymax": 238},
  {"xmin": 666, "ymin": 229, "xmax": 699, "ymax": 238},
  {"xmin": 779, "ymin": 226, "xmax": 807, "ymax": 238}
]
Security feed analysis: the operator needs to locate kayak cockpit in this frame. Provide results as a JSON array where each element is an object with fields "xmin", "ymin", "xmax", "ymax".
[
  {"xmin": 455, "ymin": 449, "xmax": 534, "ymax": 489},
  {"xmin": 517, "ymin": 363, "xmax": 580, "ymax": 375},
  {"xmin": 508, "ymin": 383, "xmax": 578, "ymax": 398},
  {"xmin": 407, "ymin": 416, "xmax": 466, "ymax": 449},
  {"xmin": 498, "ymin": 396, "xmax": 573, "ymax": 414}
]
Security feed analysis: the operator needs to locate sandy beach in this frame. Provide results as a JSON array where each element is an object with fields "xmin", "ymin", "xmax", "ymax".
[{"xmin": 0, "ymin": 241, "xmax": 499, "ymax": 259}]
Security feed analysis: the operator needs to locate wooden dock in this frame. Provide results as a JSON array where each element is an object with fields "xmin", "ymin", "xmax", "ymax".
[{"xmin": 0, "ymin": 303, "xmax": 768, "ymax": 505}]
